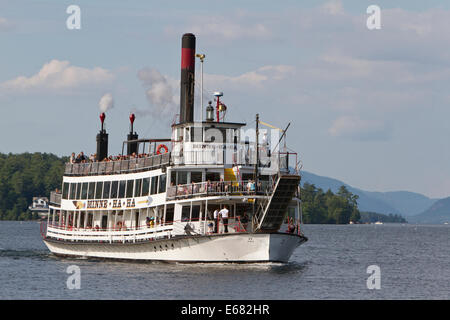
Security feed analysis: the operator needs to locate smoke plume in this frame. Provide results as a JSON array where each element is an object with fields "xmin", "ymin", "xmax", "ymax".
[
  {"xmin": 98, "ymin": 93, "xmax": 114, "ymax": 112},
  {"xmin": 135, "ymin": 67, "xmax": 178, "ymax": 120}
]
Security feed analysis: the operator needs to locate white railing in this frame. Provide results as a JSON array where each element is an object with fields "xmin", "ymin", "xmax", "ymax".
[
  {"xmin": 46, "ymin": 224, "xmax": 174, "ymax": 243},
  {"xmin": 44, "ymin": 217, "xmax": 247, "ymax": 243},
  {"xmin": 167, "ymin": 180, "xmax": 273, "ymax": 200}
]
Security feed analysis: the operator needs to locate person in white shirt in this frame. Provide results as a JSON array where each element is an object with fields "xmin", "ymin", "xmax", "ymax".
[{"xmin": 219, "ymin": 206, "xmax": 229, "ymax": 233}]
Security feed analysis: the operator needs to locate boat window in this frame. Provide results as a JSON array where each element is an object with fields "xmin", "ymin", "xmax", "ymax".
[
  {"xmin": 81, "ymin": 182, "xmax": 88, "ymax": 199},
  {"xmin": 206, "ymin": 172, "xmax": 220, "ymax": 182},
  {"xmin": 95, "ymin": 182, "xmax": 103, "ymax": 199},
  {"xmin": 191, "ymin": 172, "xmax": 202, "ymax": 183},
  {"xmin": 103, "ymin": 181, "xmax": 111, "ymax": 199},
  {"xmin": 185, "ymin": 127, "xmax": 190, "ymax": 142},
  {"xmin": 142, "ymin": 177, "xmax": 150, "ymax": 196},
  {"xmin": 176, "ymin": 128, "xmax": 183, "ymax": 141},
  {"xmin": 192, "ymin": 205, "xmax": 200, "ymax": 221},
  {"xmin": 191, "ymin": 127, "xmax": 203, "ymax": 142},
  {"xmin": 150, "ymin": 176, "xmax": 158, "ymax": 195},
  {"xmin": 119, "ymin": 180, "xmax": 126, "ymax": 198},
  {"xmin": 62, "ymin": 182, "xmax": 69, "ymax": 199},
  {"xmin": 170, "ymin": 171, "xmax": 176, "ymax": 185},
  {"xmin": 126, "ymin": 180, "xmax": 134, "ymax": 198},
  {"xmin": 79, "ymin": 212, "xmax": 85, "ymax": 228},
  {"xmin": 111, "ymin": 181, "xmax": 119, "ymax": 198},
  {"xmin": 88, "ymin": 182, "xmax": 95, "ymax": 199},
  {"xmin": 158, "ymin": 174, "xmax": 166, "ymax": 193},
  {"xmin": 165, "ymin": 205, "xmax": 174, "ymax": 224},
  {"xmin": 134, "ymin": 179, "xmax": 142, "ymax": 197},
  {"xmin": 177, "ymin": 171, "xmax": 188, "ymax": 185},
  {"xmin": 75, "ymin": 183, "xmax": 81, "ymax": 199},
  {"xmin": 69, "ymin": 183, "xmax": 76, "ymax": 199},
  {"xmin": 181, "ymin": 205, "xmax": 191, "ymax": 221}
]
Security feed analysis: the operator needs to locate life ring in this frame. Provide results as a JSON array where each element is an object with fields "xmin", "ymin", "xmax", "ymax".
[{"xmin": 156, "ymin": 144, "xmax": 168, "ymax": 155}]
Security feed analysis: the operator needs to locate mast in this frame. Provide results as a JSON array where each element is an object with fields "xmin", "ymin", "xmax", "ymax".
[
  {"xmin": 254, "ymin": 113, "xmax": 259, "ymax": 181},
  {"xmin": 252, "ymin": 113, "xmax": 259, "ymax": 229}
]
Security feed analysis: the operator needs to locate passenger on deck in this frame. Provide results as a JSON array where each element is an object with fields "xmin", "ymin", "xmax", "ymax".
[
  {"xmin": 207, "ymin": 180, "xmax": 213, "ymax": 192},
  {"xmin": 287, "ymin": 217, "xmax": 295, "ymax": 233},
  {"xmin": 219, "ymin": 206, "xmax": 229, "ymax": 233},
  {"xmin": 218, "ymin": 178, "xmax": 225, "ymax": 192},
  {"xmin": 213, "ymin": 209, "xmax": 219, "ymax": 233},
  {"xmin": 241, "ymin": 212, "xmax": 249, "ymax": 231},
  {"xmin": 192, "ymin": 182, "xmax": 199, "ymax": 194},
  {"xmin": 250, "ymin": 180, "xmax": 256, "ymax": 193}
]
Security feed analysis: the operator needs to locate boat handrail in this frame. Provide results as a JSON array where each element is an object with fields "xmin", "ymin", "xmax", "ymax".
[
  {"xmin": 64, "ymin": 152, "xmax": 171, "ymax": 176},
  {"xmin": 166, "ymin": 179, "xmax": 272, "ymax": 200},
  {"xmin": 42, "ymin": 215, "xmax": 255, "ymax": 243}
]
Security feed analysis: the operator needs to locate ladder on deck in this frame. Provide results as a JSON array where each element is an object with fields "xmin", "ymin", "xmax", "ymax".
[{"xmin": 254, "ymin": 174, "xmax": 301, "ymax": 232}]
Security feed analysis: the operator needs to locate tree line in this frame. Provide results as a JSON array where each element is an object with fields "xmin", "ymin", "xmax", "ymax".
[
  {"xmin": 0, "ymin": 153, "xmax": 66, "ymax": 220},
  {"xmin": 359, "ymin": 211, "xmax": 407, "ymax": 223},
  {"xmin": 300, "ymin": 182, "xmax": 361, "ymax": 224}
]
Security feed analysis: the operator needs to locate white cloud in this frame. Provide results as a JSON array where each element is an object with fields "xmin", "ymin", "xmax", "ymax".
[
  {"xmin": 328, "ymin": 115, "xmax": 392, "ymax": 141},
  {"xmin": 0, "ymin": 60, "xmax": 114, "ymax": 92},
  {"xmin": 205, "ymin": 65, "xmax": 294, "ymax": 89},
  {"xmin": 0, "ymin": 17, "xmax": 13, "ymax": 31},
  {"xmin": 321, "ymin": 0, "xmax": 344, "ymax": 16},
  {"xmin": 165, "ymin": 14, "xmax": 273, "ymax": 42}
]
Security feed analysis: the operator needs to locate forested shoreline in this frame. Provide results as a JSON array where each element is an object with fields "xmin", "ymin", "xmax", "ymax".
[{"xmin": 0, "ymin": 153, "xmax": 67, "ymax": 220}]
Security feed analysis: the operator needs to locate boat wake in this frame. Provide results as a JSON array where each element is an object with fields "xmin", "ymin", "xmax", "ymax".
[{"xmin": 0, "ymin": 248, "xmax": 51, "ymax": 260}]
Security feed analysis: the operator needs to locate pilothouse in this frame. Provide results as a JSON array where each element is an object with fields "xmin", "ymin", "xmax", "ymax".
[{"xmin": 41, "ymin": 33, "xmax": 308, "ymax": 263}]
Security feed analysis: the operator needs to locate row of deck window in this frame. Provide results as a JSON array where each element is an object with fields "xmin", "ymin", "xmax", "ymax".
[{"xmin": 61, "ymin": 175, "xmax": 167, "ymax": 200}]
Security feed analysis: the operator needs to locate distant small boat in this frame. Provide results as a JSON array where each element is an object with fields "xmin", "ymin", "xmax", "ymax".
[
  {"xmin": 29, "ymin": 197, "xmax": 49, "ymax": 218},
  {"xmin": 374, "ymin": 221, "xmax": 383, "ymax": 225},
  {"xmin": 444, "ymin": 222, "xmax": 449, "ymax": 225}
]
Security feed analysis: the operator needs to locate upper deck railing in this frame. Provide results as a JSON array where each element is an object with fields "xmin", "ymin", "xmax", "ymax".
[
  {"xmin": 64, "ymin": 153, "xmax": 171, "ymax": 176},
  {"xmin": 64, "ymin": 145, "xmax": 296, "ymax": 177}
]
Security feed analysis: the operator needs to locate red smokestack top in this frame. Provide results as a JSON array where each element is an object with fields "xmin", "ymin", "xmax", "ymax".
[
  {"xmin": 179, "ymin": 33, "xmax": 196, "ymax": 123},
  {"xmin": 100, "ymin": 112, "xmax": 105, "ymax": 131}
]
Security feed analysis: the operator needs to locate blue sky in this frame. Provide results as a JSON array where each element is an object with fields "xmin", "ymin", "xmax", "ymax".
[{"xmin": 1, "ymin": 0, "xmax": 450, "ymax": 198}]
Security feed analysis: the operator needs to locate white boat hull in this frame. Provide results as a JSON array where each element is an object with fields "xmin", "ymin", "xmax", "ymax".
[{"xmin": 43, "ymin": 233, "xmax": 306, "ymax": 263}]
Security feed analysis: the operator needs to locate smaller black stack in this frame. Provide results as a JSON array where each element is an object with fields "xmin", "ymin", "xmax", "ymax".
[
  {"xmin": 127, "ymin": 113, "xmax": 139, "ymax": 155},
  {"xmin": 96, "ymin": 113, "xmax": 108, "ymax": 161}
]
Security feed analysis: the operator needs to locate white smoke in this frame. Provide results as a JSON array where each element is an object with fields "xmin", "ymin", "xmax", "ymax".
[
  {"xmin": 98, "ymin": 93, "xmax": 114, "ymax": 112},
  {"xmin": 136, "ymin": 67, "xmax": 178, "ymax": 119}
]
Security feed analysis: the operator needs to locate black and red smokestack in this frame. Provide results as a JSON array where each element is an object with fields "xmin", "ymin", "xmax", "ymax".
[
  {"xmin": 96, "ymin": 112, "xmax": 108, "ymax": 161},
  {"xmin": 179, "ymin": 33, "xmax": 196, "ymax": 123},
  {"xmin": 127, "ymin": 113, "xmax": 138, "ymax": 156}
]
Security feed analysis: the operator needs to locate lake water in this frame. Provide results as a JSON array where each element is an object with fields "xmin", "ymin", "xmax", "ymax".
[{"xmin": 0, "ymin": 221, "xmax": 448, "ymax": 299}]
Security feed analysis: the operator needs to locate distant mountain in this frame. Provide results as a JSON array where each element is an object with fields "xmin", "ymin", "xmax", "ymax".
[
  {"xmin": 408, "ymin": 197, "xmax": 450, "ymax": 224},
  {"xmin": 300, "ymin": 171, "xmax": 438, "ymax": 217},
  {"xmin": 362, "ymin": 190, "xmax": 437, "ymax": 217}
]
